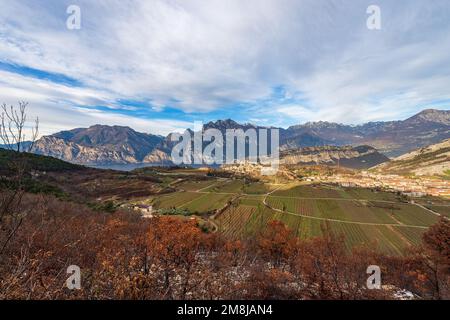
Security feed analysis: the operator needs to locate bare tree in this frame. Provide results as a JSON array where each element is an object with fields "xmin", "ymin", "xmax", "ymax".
[
  {"xmin": 0, "ymin": 101, "xmax": 39, "ymax": 255},
  {"xmin": 1, "ymin": 101, "xmax": 39, "ymax": 152}
]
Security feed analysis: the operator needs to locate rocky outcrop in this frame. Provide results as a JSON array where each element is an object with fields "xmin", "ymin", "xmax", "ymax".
[
  {"xmin": 283, "ymin": 109, "xmax": 450, "ymax": 157},
  {"xmin": 281, "ymin": 145, "xmax": 389, "ymax": 169},
  {"xmin": 32, "ymin": 136, "xmax": 139, "ymax": 164},
  {"xmin": 32, "ymin": 125, "xmax": 164, "ymax": 165},
  {"xmin": 374, "ymin": 139, "xmax": 450, "ymax": 176},
  {"xmin": 31, "ymin": 109, "xmax": 450, "ymax": 166}
]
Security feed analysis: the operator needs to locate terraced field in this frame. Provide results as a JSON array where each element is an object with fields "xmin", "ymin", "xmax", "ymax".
[
  {"xmin": 150, "ymin": 191, "xmax": 234, "ymax": 213},
  {"xmin": 146, "ymin": 179, "xmax": 444, "ymax": 255},
  {"xmin": 203, "ymin": 179, "xmax": 245, "ymax": 193},
  {"xmin": 243, "ymin": 182, "xmax": 278, "ymax": 195},
  {"xmin": 265, "ymin": 197, "xmax": 438, "ymax": 226},
  {"xmin": 272, "ymin": 184, "xmax": 348, "ymax": 198},
  {"xmin": 272, "ymin": 184, "xmax": 401, "ymax": 201},
  {"xmin": 176, "ymin": 179, "xmax": 217, "ymax": 191},
  {"xmin": 151, "ymin": 192, "xmax": 203, "ymax": 209},
  {"xmin": 215, "ymin": 201, "xmax": 430, "ymax": 255},
  {"xmin": 180, "ymin": 193, "xmax": 234, "ymax": 213},
  {"xmin": 216, "ymin": 205, "xmax": 257, "ymax": 238}
]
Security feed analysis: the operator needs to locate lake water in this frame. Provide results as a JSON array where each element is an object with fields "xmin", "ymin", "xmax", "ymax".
[
  {"xmin": 87, "ymin": 163, "xmax": 161, "ymax": 171},
  {"xmin": 87, "ymin": 163, "xmax": 219, "ymax": 172}
]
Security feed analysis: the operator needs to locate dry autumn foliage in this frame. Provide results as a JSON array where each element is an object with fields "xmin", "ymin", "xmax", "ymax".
[{"xmin": 0, "ymin": 192, "xmax": 449, "ymax": 300}]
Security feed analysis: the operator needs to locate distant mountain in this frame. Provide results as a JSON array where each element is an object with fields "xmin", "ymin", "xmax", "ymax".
[
  {"xmin": 405, "ymin": 109, "xmax": 450, "ymax": 126},
  {"xmin": 280, "ymin": 131, "xmax": 334, "ymax": 150},
  {"xmin": 204, "ymin": 119, "xmax": 258, "ymax": 131},
  {"xmin": 373, "ymin": 138, "xmax": 450, "ymax": 176},
  {"xmin": 0, "ymin": 141, "xmax": 34, "ymax": 152},
  {"xmin": 285, "ymin": 109, "xmax": 450, "ymax": 157},
  {"xmin": 281, "ymin": 145, "xmax": 389, "ymax": 169},
  {"xmin": 32, "ymin": 125, "xmax": 164, "ymax": 165},
  {"xmin": 30, "ymin": 109, "xmax": 450, "ymax": 166}
]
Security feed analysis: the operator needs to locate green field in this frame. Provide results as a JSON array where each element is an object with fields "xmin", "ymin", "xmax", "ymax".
[
  {"xmin": 272, "ymin": 184, "xmax": 400, "ymax": 201},
  {"xmin": 175, "ymin": 179, "xmax": 217, "ymax": 191},
  {"xmin": 425, "ymin": 205, "xmax": 450, "ymax": 217},
  {"xmin": 179, "ymin": 193, "xmax": 234, "ymax": 213},
  {"xmin": 265, "ymin": 197, "xmax": 438, "ymax": 226},
  {"xmin": 150, "ymin": 191, "xmax": 234, "ymax": 213},
  {"xmin": 151, "ymin": 192, "xmax": 203, "ymax": 209},
  {"xmin": 243, "ymin": 182, "xmax": 278, "ymax": 194},
  {"xmin": 203, "ymin": 179, "xmax": 245, "ymax": 193},
  {"xmin": 146, "ymin": 179, "xmax": 444, "ymax": 255},
  {"xmin": 216, "ymin": 201, "xmax": 429, "ymax": 255}
]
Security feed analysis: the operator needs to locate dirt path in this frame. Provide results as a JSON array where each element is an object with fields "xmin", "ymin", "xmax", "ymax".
[
  {"xmin": 413, "ymin": 203, "xmax": 443, "ymax": 217},
  {"xmin": 387, "ymin": 225, "xmax": 411, "ymax": 246}
]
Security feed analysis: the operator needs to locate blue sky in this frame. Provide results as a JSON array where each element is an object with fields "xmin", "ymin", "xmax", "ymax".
[{"xmin": 0, "ymin": 0, "xmax": 450, "ymax": 136}]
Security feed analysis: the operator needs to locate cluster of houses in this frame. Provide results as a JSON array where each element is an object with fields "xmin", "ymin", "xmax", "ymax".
[{"xmin": 316, "ymin": 172, "xmax": 450, "ymax": 198}]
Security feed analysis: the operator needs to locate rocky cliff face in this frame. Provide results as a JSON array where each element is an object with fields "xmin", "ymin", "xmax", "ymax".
[
  {"xmin": 32, "ymin": 136, "xmax": 139, "ymax": 164},
  {"xmin": 283, "ymin": 109, "xmax": 450, "ymax": 157},
  {"xmin": 281, "ymin": 145, "xmax": 389, "ymax": 169},
  {"xmin": 374, "ymin": 139, "xmax": 450, "ymax": 176},
  {"xmin": 32, "ymin": 125, "xmax": 164, "ymax": 165},
  {"xmin": 30, "ymin": 109, "xmax": 450, "ymax": 166}
]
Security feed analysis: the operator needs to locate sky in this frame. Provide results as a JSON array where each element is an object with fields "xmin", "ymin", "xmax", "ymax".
[{"xmin": 0, "ymin": 0, "xmax": 450, "ymax": 136}]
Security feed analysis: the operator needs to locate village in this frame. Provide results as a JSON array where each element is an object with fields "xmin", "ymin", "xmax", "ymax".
[
  {"xmin": 221, "ymin": 162, "xmax": 450, "ymax": 198},
  {"xmin": 312, "ymin": 172, "xmax": 450, "ymax": 198}
]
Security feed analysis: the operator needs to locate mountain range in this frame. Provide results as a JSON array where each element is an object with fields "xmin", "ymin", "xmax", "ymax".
[
  {"xmin": 29, "ymin": 109, "xmax": 450, "ymax": 167},
  {"xmin": 373, "ymin": 138, "xmax": 450, "ymax": 176}
]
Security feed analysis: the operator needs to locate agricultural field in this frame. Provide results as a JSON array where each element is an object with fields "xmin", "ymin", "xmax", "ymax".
[
  {"xmin": 272, "ymin": 184, "xmax": 348, "ymax": 199},
  {"xmin": 179, "ymin": 193, "xmax": 235, "ymax": 213},
  {"xmin": 150, "ymin": 190, "xmax": 234, "ymax": 213},
  {"xmin": 216, "ymin": 205, "xmax": 257, "ymax": 238},
  {"xmin": 150, "ymin": 192, "xmax": 204, "ymax": 209},
  {"xmin": 203, "ymin": 179, "xmax": 245, "ymax": 193},
  {"xmin": 175, "ymin": 179, "xmax": 217, "ymax": 191},
  {"xmin": 425, "ymin": 205, "xmax": 450, "ymax": 217},
  {"xmin": 215, "ymin": 200, "xmax": 430, "ymax": 255},
  {"xmin": 265, "ymin": 197, "xmax": 439, "ymax": 226},
  {"xmin": 271, "ymin": 183, "xmax": 402, "ymax": 201},
  {"xmin": 144, "ymin": 177, "xmax": 445, "ymax": 255},
  {"xmin": 243, "ymin": 182, "xmax": 279, "ymax": 195}
]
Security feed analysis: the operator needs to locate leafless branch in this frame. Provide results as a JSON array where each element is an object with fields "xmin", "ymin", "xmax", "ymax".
[{"xmin": 0, "ymin": 101, "xmax": 38, "ymax": 152}]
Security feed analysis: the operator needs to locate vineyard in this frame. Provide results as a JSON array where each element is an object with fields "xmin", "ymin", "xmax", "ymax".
[
  {"xmin": 243, "ymin": 182, "xmax": 277, "ymax": 194},
  {"xmin": 272, "ymin": 184, "xmax": 401, "ymax": 201},
  {"xmin": 146, "ymin": 178, "xmax": 445, "ymax": 255},
  {"xmin": 425, "ymin": 205, "xmax": 450, "ymax": 217},
  {"xmin": 215, "ymin": 201, "xmax": 429, "ymax": 255},
  {"xmin": 150, "ymin": 191, "xmax": 234, "ymax": 213},
  {"xmin": 179, "ymin": 193, "xmax": 234, "ymax": 213},
  {"xmin": 150, "ymin": 192, "xmax": 203, "ymax": 209},
  {"xmin": 175, "ymin": 179, "xmax": 217, "ymax": 191},
  {"xmin": 202, "ymin": 179, "xmax": 245, "ymax": 193},
  {"xmin": 265, "ymin": 197, "xmax": 438, "ymax": 226}
]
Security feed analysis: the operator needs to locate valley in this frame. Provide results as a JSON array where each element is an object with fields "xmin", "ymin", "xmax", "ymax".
[
  {"xmin": 1, "ymin": 108, "xmax": 449, "ymax": 299},
  {"xmin": 112, "ymin": 167, "xmax": 446, "ymax": 256}
]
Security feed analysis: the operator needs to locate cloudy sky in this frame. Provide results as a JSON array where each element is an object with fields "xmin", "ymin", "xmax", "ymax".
[{"xmin": 0, "ymin": 0, "xmax": 449, "ymax": 136}]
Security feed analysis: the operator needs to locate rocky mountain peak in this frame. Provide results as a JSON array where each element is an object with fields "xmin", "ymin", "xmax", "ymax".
[{"xmin": 405, "ymin": 109, "xmax": 450, "ymax": 125}]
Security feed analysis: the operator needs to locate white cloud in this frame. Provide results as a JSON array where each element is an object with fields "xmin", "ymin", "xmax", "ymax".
[
  {"xmin": 0, "ymin": 0, "xmax": 449, "ymax": 131},
  {"xmin": 0, "ymin": 71, "xmax": 192, "ymax": 136}
]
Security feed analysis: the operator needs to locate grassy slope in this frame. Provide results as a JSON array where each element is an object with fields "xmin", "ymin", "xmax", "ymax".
[{"xmin": 0, "ymin": 148, "xmax": 83, "ymax": 173}]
